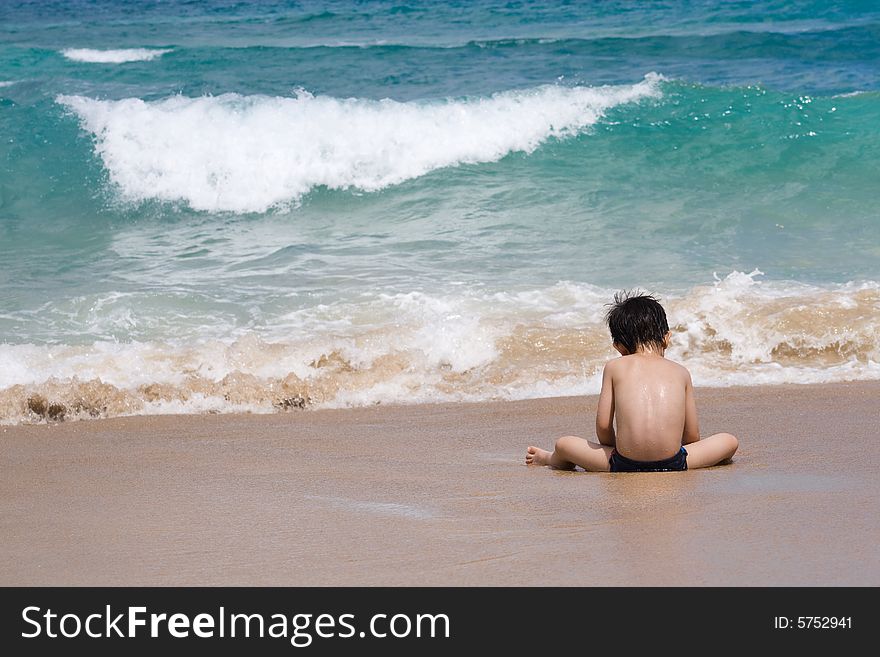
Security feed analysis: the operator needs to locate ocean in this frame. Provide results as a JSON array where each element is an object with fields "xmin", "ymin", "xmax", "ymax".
[{"xmin": 1, "ymin": 0, "xmax": 878, "ymax": 422}]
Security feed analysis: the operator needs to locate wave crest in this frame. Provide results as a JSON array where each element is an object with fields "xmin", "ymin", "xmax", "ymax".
[
  {"xmin": 57, "ymin": 75, "xmax": 662, "ymax": 213},
  {"xmin": 61, "ymin": 48, "xmax": 172, "ymax": 63}
]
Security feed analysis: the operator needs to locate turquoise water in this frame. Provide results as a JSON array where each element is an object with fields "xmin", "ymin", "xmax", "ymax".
[{"xmin": 1, "ymin": 1, "xmax": 878, "ymax": 420}]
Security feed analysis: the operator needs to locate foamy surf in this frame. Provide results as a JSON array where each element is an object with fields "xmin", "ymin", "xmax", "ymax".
[
  {"xmin": 2, "ymin": 272, "xmax": 878, "ymax": 424},
  {"xmin": 57, "ymin": 74, "xmax": 663, "ymax": 213},
  {"xmin": 60, "ymin": 48, "xmax": 172, "ymax": 63}
]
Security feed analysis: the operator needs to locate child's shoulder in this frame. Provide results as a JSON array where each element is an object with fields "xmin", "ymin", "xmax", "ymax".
[
  {"xmin": 603, "ymin": 357, "xmax": 624, "ymax": 374},
  {"xmin": 662, "ymin": 357, "xmax": 693, "ymax": 382}
]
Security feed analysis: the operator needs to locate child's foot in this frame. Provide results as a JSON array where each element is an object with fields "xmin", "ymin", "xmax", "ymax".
[{"xmin": 525, "ymin": 446, "xmax": 552, "ymax": 466}]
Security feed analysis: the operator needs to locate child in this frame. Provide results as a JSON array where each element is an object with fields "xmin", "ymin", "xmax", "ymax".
[{"xmin": 526, "ymin": 291, "xmax": 738, "ymax": 472}]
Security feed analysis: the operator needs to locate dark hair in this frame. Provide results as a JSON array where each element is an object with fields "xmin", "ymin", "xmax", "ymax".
[{"xmin": 604, "ymin": 290, "xmax": 669, "ymax": 354}]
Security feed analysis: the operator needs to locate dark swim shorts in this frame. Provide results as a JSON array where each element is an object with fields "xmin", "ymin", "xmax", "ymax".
[{"xmin": 609, "ymin": 446, "xmax": 688, "ymax": 472}]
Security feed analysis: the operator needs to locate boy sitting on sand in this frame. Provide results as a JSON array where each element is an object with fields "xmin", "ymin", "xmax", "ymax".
[{"xmin": 526, "ymin": 291, "xmax": 738, "ymax": 472}]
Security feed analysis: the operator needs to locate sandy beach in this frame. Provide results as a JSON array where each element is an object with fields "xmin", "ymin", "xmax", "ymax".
[{"xmin": 1, "ymin": 381, "xmax": 878, "ymax": 586}]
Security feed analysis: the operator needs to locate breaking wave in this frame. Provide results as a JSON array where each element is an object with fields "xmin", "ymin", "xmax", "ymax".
[{"xmin": 57, "ymin": 74, "xmax": 662, "ymax": 213}]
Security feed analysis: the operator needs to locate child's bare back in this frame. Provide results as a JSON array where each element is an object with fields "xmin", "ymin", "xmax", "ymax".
[
  {"xmin": 525, "ymin": 291, "xmax": 738, "ymax": 472},
  {"xmin": 604, "ymin": 353, "xmax": 691, "ymax": 461}
]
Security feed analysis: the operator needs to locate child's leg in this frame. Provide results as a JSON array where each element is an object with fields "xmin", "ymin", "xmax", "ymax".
[
  {"xmin": 525, "ymin": 435, "xmax": 614, "ymax": 472},
  {"xmin": 684, "ymin": 433, "xmax": 739, "ymax": 469}
]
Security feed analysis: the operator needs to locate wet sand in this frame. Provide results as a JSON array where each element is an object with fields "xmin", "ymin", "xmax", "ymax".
[{"xmin": 2, "ymin": 381, "xmax": 878, "ymax": 586}]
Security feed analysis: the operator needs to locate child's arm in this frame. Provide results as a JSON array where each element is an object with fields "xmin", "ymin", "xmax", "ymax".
[
  {"xmin": 595, "ymin": 363, "xmax": 616, "ymax": 446},
  {"xmin": 682, "ymin": 371, "xmax": 701, "ymax": 445}
]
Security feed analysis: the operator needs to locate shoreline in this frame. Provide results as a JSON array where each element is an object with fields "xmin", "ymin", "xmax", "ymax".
[
  {"xmin": 2, "ymin": 380, "xmax": 879, "ymax": 586},
  {"xmin": 6, "ymin": 377, "xmax": 880, "ymax": 426}
]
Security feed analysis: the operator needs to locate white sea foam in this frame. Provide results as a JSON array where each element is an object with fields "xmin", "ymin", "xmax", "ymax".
[
  {"xmin": 832, "ymin": 90, "xmax": 869, "ymax": 98},
  {"xmin": 57, "ymin": 74, "xmax": 662, "ymax": 213},
  {"xmin": 61, "ymin": 48, "xmax": 172, "ymax": 63},
  {"xmin": 1, "ymin": 272, "xmax": 878, "ymax": 423},
  {"xmin": 0, "ymin": 81, "xmax": 15, "ymax": 88}
]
